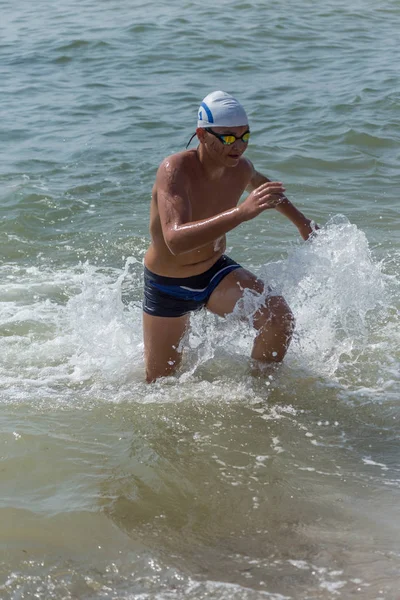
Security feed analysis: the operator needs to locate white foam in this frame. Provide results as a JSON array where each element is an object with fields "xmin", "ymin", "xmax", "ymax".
[
  {"xmin": 362, "ymin": 457, "xmax": 389, "ymax": 471},
  {"xmin": 260, "ymin": 215, "xmax": 398, "ymax": 381},
  {"xmin": 0, "ymin": 216, "xmax": 398, "ymax": 407}
]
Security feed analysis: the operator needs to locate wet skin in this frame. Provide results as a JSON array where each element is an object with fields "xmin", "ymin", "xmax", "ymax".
[{"xmin": 143, "ymin": 126, "xmax": 315, "ymax": 382}]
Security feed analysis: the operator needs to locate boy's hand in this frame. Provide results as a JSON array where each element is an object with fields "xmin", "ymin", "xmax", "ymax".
[{"xmin": 240, "ymin": 182, "xmax": 286, "ymax": 221}]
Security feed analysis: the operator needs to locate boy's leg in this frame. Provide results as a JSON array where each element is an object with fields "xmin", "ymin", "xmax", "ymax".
[
  {"xmin": 206, "ymin": 268, "xmax": 294, "ymax": 362},
  {"xmin": 143, "ymin": 312, "xmax": 190, "ymax": 382}
]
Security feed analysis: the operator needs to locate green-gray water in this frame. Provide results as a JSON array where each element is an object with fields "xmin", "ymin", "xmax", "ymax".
[{"xmin": 1, "ymin": 1, "xmax": 399, "ymax": 598}]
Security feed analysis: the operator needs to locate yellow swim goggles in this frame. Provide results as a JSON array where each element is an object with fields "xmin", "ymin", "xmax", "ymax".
[
  {"xmin": 205, "ymin": 127, "xmax": 251, "ymax": 145},
  {"xmin": 186, "ymin": 128, "xmax": 251, "ymax": 149}
]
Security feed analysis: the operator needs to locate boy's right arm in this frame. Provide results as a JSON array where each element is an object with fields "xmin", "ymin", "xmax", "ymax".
[{"xmin": 157, "ymin": 158, "xmax": 287, "ymax": 256}]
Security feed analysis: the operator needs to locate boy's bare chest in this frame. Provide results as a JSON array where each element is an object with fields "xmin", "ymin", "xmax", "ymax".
[{"xmin": 188, "ymin": 178, "xmax": 246, "ymax": 220}]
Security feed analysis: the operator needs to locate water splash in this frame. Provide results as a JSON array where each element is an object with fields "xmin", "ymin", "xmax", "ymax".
[
  {"xmin": 186, "ymin": 216, "xmax": 395, "ymax": 385},
  {"xmin": 0, "ymin": 217, "xmax": 398, "ymax": 405},
  {"xmin": 66, "ymin": 257, "xmax": 144, "ymax": 386},
  {"xmin": 261, "ymin": 215, "xmax": 391, "ymax": 376}
]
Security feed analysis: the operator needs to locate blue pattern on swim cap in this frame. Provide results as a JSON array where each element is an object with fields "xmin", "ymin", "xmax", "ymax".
[{"xmin": 200, "ymin": 101, "xmax": 214, "ymax": 123}]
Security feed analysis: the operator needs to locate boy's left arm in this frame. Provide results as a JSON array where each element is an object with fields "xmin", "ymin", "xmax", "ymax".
[{"xmin": 246, "ymin": 163, "xmax": 316, "ymax": 241}]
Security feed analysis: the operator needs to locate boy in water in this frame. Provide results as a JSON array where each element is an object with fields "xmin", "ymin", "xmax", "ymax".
[{"xmin": 143, "ymin": 91, "xmax": 315, "ymax": 382}]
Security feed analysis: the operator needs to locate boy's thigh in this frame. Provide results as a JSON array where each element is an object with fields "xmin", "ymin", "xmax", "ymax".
[
  {"xmin": 143, "ymin": 312, "xmax": 189, "ymax": 355},
  {"xmin": 205, "ymin": 267, "xmax": 265, "ymax": 317}
]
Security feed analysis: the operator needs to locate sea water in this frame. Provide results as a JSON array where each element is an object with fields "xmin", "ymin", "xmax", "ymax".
[{"xmin": 1, "ymin": 0, "xmax": 399, "ymax": 598}]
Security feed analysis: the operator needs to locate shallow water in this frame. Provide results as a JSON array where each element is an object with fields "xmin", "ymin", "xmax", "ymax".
[{"xmin": 1, "ymin": 0, "xmax": 400, "ymax": 598}]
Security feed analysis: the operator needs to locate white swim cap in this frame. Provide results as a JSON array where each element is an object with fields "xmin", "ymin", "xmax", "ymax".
[{"xmin": 197, "ymin": 91, "xmax": 248, "ymax": 129}]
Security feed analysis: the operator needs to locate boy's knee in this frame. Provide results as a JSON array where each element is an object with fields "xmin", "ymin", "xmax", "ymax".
[{"xmin": 253, "ymin": 295, "xmax": 295, "ymax": 332}]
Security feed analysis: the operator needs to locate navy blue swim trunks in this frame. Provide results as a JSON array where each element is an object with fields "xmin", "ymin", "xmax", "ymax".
[{"xmin": 143, "ymin": 254, "xmax": 242, "ymax": 318}]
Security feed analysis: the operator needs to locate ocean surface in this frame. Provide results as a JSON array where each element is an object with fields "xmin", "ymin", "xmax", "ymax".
[{"xmin": 1, "ymin": 0, "xmax": 400, "ymax": 598}]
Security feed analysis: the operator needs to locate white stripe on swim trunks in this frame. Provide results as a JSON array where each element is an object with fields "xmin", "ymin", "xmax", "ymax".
[{"xmin": 180, "ymin": 265, "xmax": 238, "ymax": 293}]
